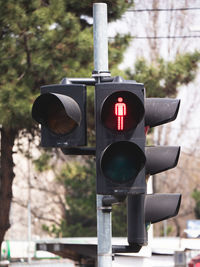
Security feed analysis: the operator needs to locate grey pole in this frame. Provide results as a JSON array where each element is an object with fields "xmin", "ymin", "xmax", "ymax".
[
  {"xmin": 27, "ymin": 138, "xmax": 32, "ymax": 264},
  {"xmin": 93, "ymin": 3, "xmax": 112, "ymax": 267},
  {"xmin": 93, "ymin": 3, "xmax": 110, "ymax": 77},
  {"xmin": 97, "ymin": 195, "xmax": 112, "ymax": 267}
]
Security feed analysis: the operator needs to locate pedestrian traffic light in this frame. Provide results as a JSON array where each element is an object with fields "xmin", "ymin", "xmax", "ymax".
[
  {"xmin": 32, "ymin": 82, "xmax": 87, "ymax": 147},
  {"xmin": 95, "ymin": 77, "xmax": 146, "ymax": 196}
]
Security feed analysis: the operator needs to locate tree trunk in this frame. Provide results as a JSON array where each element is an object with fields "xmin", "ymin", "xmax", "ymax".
[{"xmin": 0, "ymin": 127, "xmax": 17, "ymax": 258}]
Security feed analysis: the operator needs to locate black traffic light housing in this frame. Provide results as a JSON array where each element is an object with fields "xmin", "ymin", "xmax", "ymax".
[
  {"xmin": 32, "ymin": 83, "xmax": 87, "ymax": 147},
  {"xmin": 95, "ymin": 79, "xmax": 146, "ymax": 196}
]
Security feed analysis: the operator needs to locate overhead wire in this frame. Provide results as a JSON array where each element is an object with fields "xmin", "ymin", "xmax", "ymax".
[
  {"xmin": 129, "ymin": 35, "xmax": 200, "ymax": 39},
  {"xmin": 109, "ymin": 36, "xmax": 200, "ymax": 40},
  {"xmin": 127, "ymin": 7, "xmax": 200, "ymax": 12}
]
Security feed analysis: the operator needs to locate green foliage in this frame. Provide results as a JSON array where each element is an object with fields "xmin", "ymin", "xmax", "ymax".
[
  {"xmin": 0, "ymin": 0, "xmax": 84, "ymax": 130},
  {"xmin": 42, "ymin": 223, "xmax": 63, "ymax": 237},
  {"xmin": 160, "ymin": 225, "xmax": 173, "ymax": 236},
  {"xmin": 33, "ymin": 151, "xmax": 51, "ymax": 172},
  {"xmin": 0, "ymin": 0, "xmax": 131, "ymax": 132},
  {"xmin": 192, "ymin": 189, "xmax": 200, "ymax": 202},
  {"xmin": 56, "ymin": 158, "xmax": 97, "ymax": 237},
  {"xmin": 64, "ymin": 0, "xmax": 133, "ymax": 26},
  {"xmin": 112, "ymin": 202, "xmax": 127, "ymax": 236},
  {"xmin": 192, "ymin": 189, "xmax": 200, "ymax": 219},
  {"xmin": 109, "ymin": 34, "xmax": 131, "ymax": 70},
  {"xmin": 126, "ymin": 51, "xmax": 200, "ymax": 98}
]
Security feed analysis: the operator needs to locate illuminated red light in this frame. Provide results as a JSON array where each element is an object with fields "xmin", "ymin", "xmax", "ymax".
[
  {"xmin": 115, "ymin": 97, "xmax": 127, "ymax": 131},
  {"xmin": 101, "ymin": 91, "xmax": 144, "ymax": 132}
]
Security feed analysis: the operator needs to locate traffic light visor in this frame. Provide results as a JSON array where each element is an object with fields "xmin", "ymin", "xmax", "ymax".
[
  {"xmin": 145, "ymin": 194, "xmax": 181, "ymax": 224},
  {"xmin": 101, "ymin": 91, "xmax": 144, "ymax": 132},
  {"xmin": 101, "ymin": 141, "xmax": 146, "ymax": 183},
  {"xmin": 145, "ymin": 98, "xmax": 180, "ymax": 127},
  {"xmin": 32, "ymin": 93, "xmax": 81, "ymax": 135}
]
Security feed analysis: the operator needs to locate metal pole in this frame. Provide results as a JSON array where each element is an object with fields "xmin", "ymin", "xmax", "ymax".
[
  {"xmin": 97, "ymin": 195, "xmax": 112, "ymax": 267},
  {"xmin": 93, "ymin": 3, "xmax": 110, "ymax": 77},
  {"xmin": 27, "ymin": 138, "xmax": 32, "ymax": 264},
  {"xmin": 93, "ymin": 3, "xmax": 112, "ymax": 267}
]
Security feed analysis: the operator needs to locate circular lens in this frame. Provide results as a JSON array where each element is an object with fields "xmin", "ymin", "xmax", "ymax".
[
  {"xmin": 32, "ymin": 93, "xmax": 81, "ymax": 136},
  {"xmin": 46, "ymin": 97, "xmax": 77, "ymax": 135},
  {"xmin": 101, "ymin": 141, "xmax": 146, "ymax": 183},
  {"xmin": 101, "ymin": 91, "xmax": 144, "ymax": 132}
]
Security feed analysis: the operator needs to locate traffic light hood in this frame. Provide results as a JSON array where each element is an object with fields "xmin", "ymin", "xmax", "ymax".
[
  {"xmin": 32, "ymin": 93, "xmax": 81, "ymax": 136},
  {"xmin": 145, "ymin": 146, "xmax": 181, "ymax": 175},
  {"xmin": 145, "ymin": 194, "xmax": 181, "ymax": 224},
  {"xmin": 145, "ymin": 98, "xmax": 180, "ymax": 127}
]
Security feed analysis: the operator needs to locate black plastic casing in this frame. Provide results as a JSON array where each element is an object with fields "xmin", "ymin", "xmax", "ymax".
[
  {"xmin": 39, "ymin": 84, "xmax": 86, "ymax": 147},
  {"xmin": 95, "ymin": 82, "xmax": 146, "ymax": 196}
]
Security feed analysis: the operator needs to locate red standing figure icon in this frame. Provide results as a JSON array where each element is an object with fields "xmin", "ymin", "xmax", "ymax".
[{"xmin": 115, "ymin": 97, "xmax": 127, "ymax": 130}]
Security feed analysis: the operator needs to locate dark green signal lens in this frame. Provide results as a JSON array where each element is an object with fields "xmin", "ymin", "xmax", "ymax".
[{"xmin": 101, "ymin": 141, "xmax": 146, "ymax": 183}]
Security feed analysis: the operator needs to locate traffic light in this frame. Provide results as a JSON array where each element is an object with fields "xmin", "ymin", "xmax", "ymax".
[
  {"xmin": 95, "ymin": 77, "xmax": 146, "ymax": 196},
  {"xmin": 127, "ymin": 97, "xmax": 181, "ymax": 249},
  {"xmin": 32, "ymin": 81, "xmax": 87, "ymax": 147}
]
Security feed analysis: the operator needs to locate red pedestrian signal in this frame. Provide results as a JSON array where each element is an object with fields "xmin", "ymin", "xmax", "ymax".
[
  {"xmin": 115, "ymin": 97, "xmax": 126, "ymax": 131},
  {"xmin": 101, "ymin": 91, "xmax": 144, "ymax": 133}
]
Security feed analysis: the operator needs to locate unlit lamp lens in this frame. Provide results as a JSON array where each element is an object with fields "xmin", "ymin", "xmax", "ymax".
[{"xmin": 101, "ymin": 141, "xmax": 146, "ymax": 183}]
